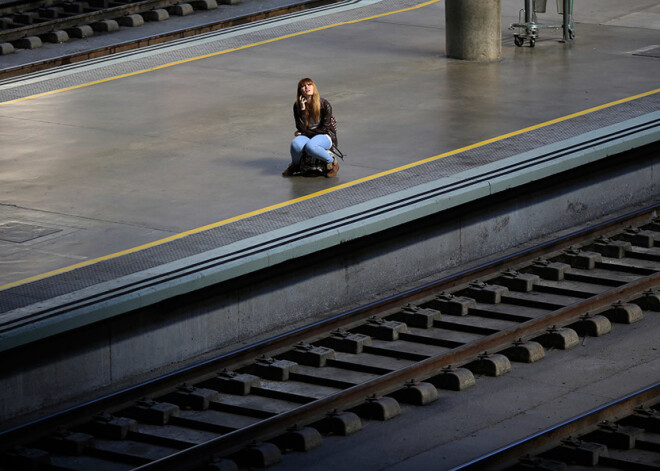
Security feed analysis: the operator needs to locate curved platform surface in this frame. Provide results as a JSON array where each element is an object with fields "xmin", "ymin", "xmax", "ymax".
[{"xmin": 0, "ymin": 0, "xmax": 659, "ymax": 345}]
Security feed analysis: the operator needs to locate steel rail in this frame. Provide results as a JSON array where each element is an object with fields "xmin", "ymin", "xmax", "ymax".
[
  {"xmin": 453, "ymin": 381, "xmax": 660, "ymax": 471},
  {"xmin": 133, "ymin": 272, "xmax": 660, "ymax": 470}
]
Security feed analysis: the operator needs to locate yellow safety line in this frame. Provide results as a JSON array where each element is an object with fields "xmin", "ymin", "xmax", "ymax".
[
  {"xmin": 1, "ymin": 88, "xmax": 658, "ymax": 292},
  {"xmin": 0, "ymin": 0, "xmax": 441, "ymax": 106}
]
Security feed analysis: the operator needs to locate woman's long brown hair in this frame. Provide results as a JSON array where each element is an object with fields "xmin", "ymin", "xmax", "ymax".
[{"xmin": 296, "ymin": 78, "xmax": 321, "ymax": 126}]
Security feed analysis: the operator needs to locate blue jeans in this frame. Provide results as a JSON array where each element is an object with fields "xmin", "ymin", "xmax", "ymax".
[{"xmin": 290, "ymin": 134, "xmax": 333, "ymax": 164}]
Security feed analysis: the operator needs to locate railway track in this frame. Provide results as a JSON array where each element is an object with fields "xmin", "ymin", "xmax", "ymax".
[
  {"xmin": 1, "ymin": 209, "xmax": 659, "ymax": 470},
  {"xmin": 0, "ymin": 0, "xmax": 343, "ymax": 78},
  {"xmin": 0, "ymin": 0, "xmax": 208, "ymax": 43},
  {"xmin": 458, "ymin": 382, "xmax": 660, "ymax": 470}
]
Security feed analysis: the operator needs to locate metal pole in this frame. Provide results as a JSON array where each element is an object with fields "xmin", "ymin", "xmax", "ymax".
[
  {"xmin": 562, "ymin": 0, "xmax": 569, "ymax": 41},
  {"xmin": 525, "ymin": 0, "xmax": 532, "ymax": 23}
]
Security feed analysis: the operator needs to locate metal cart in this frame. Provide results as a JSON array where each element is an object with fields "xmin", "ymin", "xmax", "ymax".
[{"xmin": 510, "ymin": 0, "xmax": 574, "ymax": 47}]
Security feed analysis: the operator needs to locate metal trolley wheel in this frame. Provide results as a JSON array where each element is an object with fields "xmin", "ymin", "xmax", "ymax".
[{"xmin": 513, "ymin": 30, "xmax": 537, "ymax": 47}]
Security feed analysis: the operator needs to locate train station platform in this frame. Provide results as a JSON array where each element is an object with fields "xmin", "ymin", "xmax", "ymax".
[{"xmin": 0, "ymin": 0, "xmax": 659, "ymax": 406}]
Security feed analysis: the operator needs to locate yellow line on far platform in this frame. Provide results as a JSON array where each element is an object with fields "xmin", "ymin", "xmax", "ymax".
[{"xmin": 1, "ymin": 88, "xmax": 658, "ymax": 292}]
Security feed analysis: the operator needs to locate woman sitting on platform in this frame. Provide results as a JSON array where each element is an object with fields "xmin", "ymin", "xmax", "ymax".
[{"xmin": 282, "ymin": 78, "xmax": 340, "ymax": 177}]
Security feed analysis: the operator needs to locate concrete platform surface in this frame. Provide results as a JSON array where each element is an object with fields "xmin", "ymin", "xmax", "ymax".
[{"xmin": 0, "ymin": 0, "xmax": 658, "ymax": 287}]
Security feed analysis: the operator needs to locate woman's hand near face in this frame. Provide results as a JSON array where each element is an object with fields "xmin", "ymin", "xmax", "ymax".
[{"xmin": 299, "ymin": 96, "xmax": 306, "ymax": 110}]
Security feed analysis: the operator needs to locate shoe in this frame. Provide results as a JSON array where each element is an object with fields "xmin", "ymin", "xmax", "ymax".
[
  {"xmin": 282, "ymin": 163, "xmax": 299, "ymax": 176},
  {"xmin": 325, "ymin": 157, "xmax": 339, "ymax": 177}
]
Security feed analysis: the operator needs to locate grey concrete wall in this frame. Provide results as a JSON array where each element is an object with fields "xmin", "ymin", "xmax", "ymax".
[{"xmin": 1, "ymin": 149, "xmax": 658, "ymax": 427}]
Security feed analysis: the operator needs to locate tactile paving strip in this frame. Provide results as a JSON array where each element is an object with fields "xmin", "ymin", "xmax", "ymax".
[{"xmin": 1, "ymin": 91, "xmax": 658, "ymax": 314}]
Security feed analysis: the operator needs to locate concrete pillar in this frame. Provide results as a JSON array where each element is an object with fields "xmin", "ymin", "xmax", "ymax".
[{"xmin": 445, "ymin": 0, "xmax": 502, "ymax": 61}]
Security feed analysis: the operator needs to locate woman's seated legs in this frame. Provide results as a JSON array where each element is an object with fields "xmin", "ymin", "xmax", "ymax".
[
  {"xmin": 290, "ymin": 135, "xmax": 310, "ymax": 164},
  {"xmin": 303, "ymin": 135, "xmax": 333, "ymax": 163}
]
